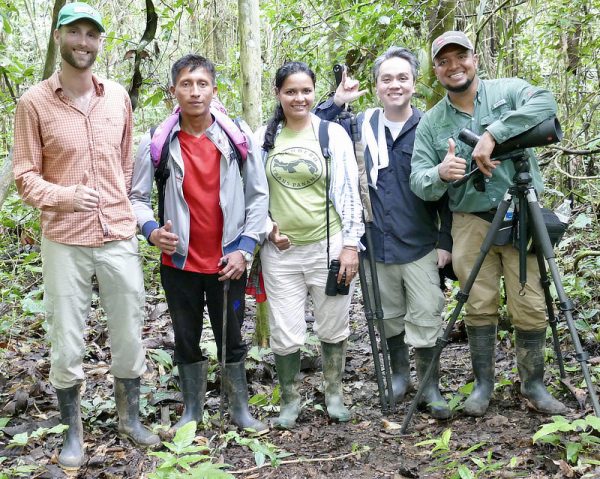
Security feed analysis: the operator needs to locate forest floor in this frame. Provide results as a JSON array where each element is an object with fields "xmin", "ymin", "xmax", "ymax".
[{"xmin": 1, "ymin": 278, "xmax": 599, "ymax": 479}]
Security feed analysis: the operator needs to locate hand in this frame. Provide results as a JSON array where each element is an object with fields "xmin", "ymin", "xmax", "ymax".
[
  {"xmin": 218, "ymin": 251, "xmax": 246, "ymax": 281},
  {"xmin": 338, "ymin": 247, "xmax": 359, "ymax": 286},
  {"xmin": 472, "ymin": 131, "xmax": 500, "ymax": 177},
  {"xmin": 73, "ymin": 171, "xmax": 99, "ymax": 212},
  {"xmin": 333, "ymin": 68, "xmax": 367, "ymax": 107},
  {"xmin": 438, "ymin": 139, "xmax": 467, "ymax": 182},
  {"xmin": 436, "ymin": 249, "xmax": 452, "ymax": 268},
  {"xmin": 269, "ymin": 222, "xmax": 291, "ymax": 250},
  {"xmin": 149, "ymin": 220, "xmax": 179, "ymax": 255}
]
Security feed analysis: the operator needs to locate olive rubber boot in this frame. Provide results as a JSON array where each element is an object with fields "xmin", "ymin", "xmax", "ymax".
[
  {"xmin": 56, "ymin": 385, "xmax": 84, "ymax": 470},
  {"xmin": 273, "ymin": 351, "xmax": 302, "ymax": 429},
  {"xmin": 171, "ymin": 360, "xmax": 208, "ymax": 432},
  {"xmin": 414, "ymin": 347, "xmax": 451, "ymax": 420},
  {"xmin": 321, "ymin": 340, "xmax": 351, "ymax": 422},
  {"xmin": 463, "ymin": 325, "xmax": 497, "ymax": 417},
  {"xmin": 515, "ymin": 329, "xmax": 568, "ymax": 414},
  {"xmin": 223, "ymin": 361, "xmax": 268, "ymax": 432},
  {"xmin": 114, "ymin": 377, "xmax": 160, "ymax": 447},
  {"xmin": 387, "ymin": 333, "xmax": 412, "ymax": 402}
]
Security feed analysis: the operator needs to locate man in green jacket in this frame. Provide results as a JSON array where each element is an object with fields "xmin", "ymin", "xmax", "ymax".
[{"xmin": 410, "ymin": 31, "xmax": 568, "ymax": 417}]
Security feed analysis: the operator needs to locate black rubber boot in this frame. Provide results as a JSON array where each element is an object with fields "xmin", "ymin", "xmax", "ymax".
[
  {"xmin": 56, "ymin": 385, "xmax": 84, "ymax": 470},
  {"xmin": 321, "ymin": 340, "xmax": 351, "ymax": 422},
  {"xmin": 273, "ymin": 351, "xmax": 302, "ymax": 429},
  {"xmin": 224, "ymin": 361, "xmax": 268, "ymax": 432},
  {"xmin": 414, "ymin": 347, "xmax": 451, "ymax": 420},
  {"xmin": 114, "ymin": 377, "xmax": 160, "ymax": 447},
  {"xmin": 463, "ymin": 325, "xmax": 497, "ymax": 417},
  {"xmin": 171, "ymin": 360, "xmax": 208, "ymax": 432},
  {"xmin": 515, "ymin": 329, "xmax": 568, "ymax": 414},
  {"xmin": 387, "ymin": 333, "xmax": 412, "ymax": 402}
]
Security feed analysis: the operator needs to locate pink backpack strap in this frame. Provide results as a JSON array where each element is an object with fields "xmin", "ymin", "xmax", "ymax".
[
  {"xmin": 211, "ymin": 108, "xmax": 248, "ymax": 161},
  {"xmin": 149, "ymin": 100, "xmax": 248, "ymax": 166},
  {"xmin": 150, "ymin": 108, "xmax": 179, "ymax": 167}
]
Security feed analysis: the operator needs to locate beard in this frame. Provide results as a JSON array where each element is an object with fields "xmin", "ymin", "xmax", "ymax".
[
  {"xmin": 60, "ymin": 44, "xmax": 97, "ymax": 70},
  {"xmin": 444, "ymin": 77, "xmax": 474, "ymax": 93}
]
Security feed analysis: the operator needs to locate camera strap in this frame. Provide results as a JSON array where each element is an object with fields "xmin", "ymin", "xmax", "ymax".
[{"xmin": 319, "ymin": 120, "xmax": 332, "ymax": 266}]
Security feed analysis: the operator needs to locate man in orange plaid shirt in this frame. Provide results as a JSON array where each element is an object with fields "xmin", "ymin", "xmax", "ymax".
[{"xmin": 12, "ymin": 2, "xmax": 159, "ymax": 470}]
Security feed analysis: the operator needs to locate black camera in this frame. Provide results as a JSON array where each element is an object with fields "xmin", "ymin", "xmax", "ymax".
[{"xmin": 325, "ymin": 259, "xmax": 350, "ymax": 296}]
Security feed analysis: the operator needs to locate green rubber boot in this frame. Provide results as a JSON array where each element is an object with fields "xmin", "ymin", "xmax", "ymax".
[
  {"xmin": 414, "ymin": 347, "xmax": 451, "ymax": 420},
  {"xmin": 321, "ymin": 340, "xmax": 351, "ymax": 422},
  {"xmin": 171, "ymin": 360, "xmax": 208, "ymax": 432},
  {"xmin": 224, "ymin": 361, "xmax": 268, "ymax": 432},
  {"xmin": 515, "ymin": 329, "xmax": 568, "ymax": 414},
  {"xmin": 387, "ymin": 333, "xmax": 412, "ymax": 402},
  {"xmin": 463, "ymin": 325, "xmax": 496, "ymax": 417},
  {"xmin": 56, "ymin": 385, "xmax": 84, "ymax": 470},
  {"xmin": 273, "ymin": 351, "xmax": 302, "ymax": 429},
  {"xmin": 114, "ymin": 377, "xmax": 160, "ymax": 447}
]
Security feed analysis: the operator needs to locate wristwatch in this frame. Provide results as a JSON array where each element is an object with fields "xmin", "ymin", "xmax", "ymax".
[{"xmin": 239, "ymin": 250, "xmax": 254, "ymax": 263}]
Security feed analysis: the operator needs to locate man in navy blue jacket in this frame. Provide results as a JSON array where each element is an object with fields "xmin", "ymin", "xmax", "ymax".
[{"xmin": 315, "ymin": 47, "xmax": 452, "ymax": 419}]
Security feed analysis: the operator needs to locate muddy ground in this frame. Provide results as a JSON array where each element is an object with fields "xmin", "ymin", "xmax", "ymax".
[{"xmin": 1, "ymin": 282, "xmax": 599, "ymax": 478}]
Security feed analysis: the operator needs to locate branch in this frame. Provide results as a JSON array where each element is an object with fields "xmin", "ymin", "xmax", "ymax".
[
  {"xmin": 552, "ymin": 155, "xmax": 600, "ymax": 180},
  {"xmin": 230, "ymin": 446, "xmax": 370, "ymax": 475},
  {"xmin": 549, "ymin": 145, "xmax": 600, "ymax": 155},
  {"xmin": 128, "ymin": 0, "xmax": 158, "ymax": 111},
  {"xmin": 2, "ymin": 70, "xmax": 17, "ymax": 104},
  {"xmin": 572, "ymin": 251, "xmax": 600, "ymax": 274},
  {"xmin": 475, "ymin": 0, "xmax": 519, "ymax": 46}
]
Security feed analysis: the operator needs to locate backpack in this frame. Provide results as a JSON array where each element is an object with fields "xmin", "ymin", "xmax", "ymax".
[{"xmin": 149, "ymin": 103, "xmax": 249, "ymax": 225}]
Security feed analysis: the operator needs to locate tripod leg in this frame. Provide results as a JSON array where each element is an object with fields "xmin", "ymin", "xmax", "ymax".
[
  {"xmin": 401, "ymin": 194, "xmax": 514, "ymax": 433},
  {"xmin": 364, "ymin": 223, "xmax": 395, "ymax": 412},
  {"xmin": 534, "ymin": 248, "xmax": 566, "ymax": 378},
  {"xmin": 358, "ymin": 254, "xmax": 389, "ymax": 413},
  {"xmin": 526, "ymin": 189, "xmax": 600, "ymax": 416}
]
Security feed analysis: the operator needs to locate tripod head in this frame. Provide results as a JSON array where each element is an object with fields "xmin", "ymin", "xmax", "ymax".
[{"xmin": 452, "ymin": 116, "xmax": 562, "ymax": 188}]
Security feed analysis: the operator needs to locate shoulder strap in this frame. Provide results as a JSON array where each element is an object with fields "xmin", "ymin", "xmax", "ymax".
[
  {"xmin": 152, "ymin": 126, "xmax": 171, "ymax": 226},
  {"xmin": 319, "ymin": 119, "xmax": 331, "ymax": 264}
]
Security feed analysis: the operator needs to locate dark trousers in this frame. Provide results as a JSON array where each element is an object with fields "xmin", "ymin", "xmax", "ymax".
[{"xmin": 161, "ymin": 264, "xmax": 247, "ymax": 364}]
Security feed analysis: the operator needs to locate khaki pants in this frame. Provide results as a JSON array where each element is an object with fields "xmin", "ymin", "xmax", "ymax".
[
  {"xmin": 451, "ymin": 213, "xmax": 546, "ymax": 330},
  {"xmin": 42, "ymin": 237, "xmax": 147, "ymax": 389},
  {"xmin": 261, "ymin": 232, "xmax": 355, "ymax": 355},
  {"xmin": 364, "ymin": 250, "xmax": 444, "ymax": 348}
]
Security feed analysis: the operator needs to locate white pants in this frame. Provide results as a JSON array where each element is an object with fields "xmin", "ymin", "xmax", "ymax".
[
  {"xmin": 261, "ymin": 232, "xmax": 355, "ymax": 355},
  {"xmin": 42, "ymin": 237, "xmax": 147, "ymax": 389}
]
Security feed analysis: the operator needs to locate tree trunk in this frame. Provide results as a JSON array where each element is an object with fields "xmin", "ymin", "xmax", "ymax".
[
  {"xmin": 424, "ymin": 0, "xmax": 456, "ymax": 110},
  {"xmin": 238, "ymin": 0, "xmax": 262, "ymax": 130},
  {"xmin": 42, "ymin": 0, "xmax": 66, "ymax": 81}
]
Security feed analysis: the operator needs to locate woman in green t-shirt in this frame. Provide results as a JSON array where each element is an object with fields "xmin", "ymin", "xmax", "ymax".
[{"xmin": 255, "ymin": 61, "xmax": 364, "ymax": 429}]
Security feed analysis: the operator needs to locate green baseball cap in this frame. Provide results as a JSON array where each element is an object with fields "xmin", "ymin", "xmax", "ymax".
[{"xmin": 56, "ymin": 2, "xmax": 105, "ymax": 33}]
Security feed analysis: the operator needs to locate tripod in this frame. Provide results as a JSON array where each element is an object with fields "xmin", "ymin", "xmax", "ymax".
[{"xmin": 401, "ymin": 152, "xmax": 600, "ymax": 433}]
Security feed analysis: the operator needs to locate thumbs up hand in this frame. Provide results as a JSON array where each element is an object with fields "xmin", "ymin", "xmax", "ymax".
[
  {"xmin": 73, "ymin": 170, "xmax": 100, "ymax": 212},
  {"xmin": 150, "ymin": 220, "xmax": 179, "ymax": 255},
  {"xmin": 438, "ymin": 138, "xmax": 467, "ymax": 182},
  {"xmin": 268, "ymin": 222, "xmax": 291, "ymax": 251}
]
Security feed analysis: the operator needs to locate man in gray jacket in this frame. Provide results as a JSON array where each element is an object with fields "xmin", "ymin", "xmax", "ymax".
[{"xmin": 130, "ymin": 54, "xmax": 269, "ymax": 432}]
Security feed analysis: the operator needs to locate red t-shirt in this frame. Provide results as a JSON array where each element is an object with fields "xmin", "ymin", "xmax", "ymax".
[{"xmin": 162, "ymin": 131, "xmax": 223, "ymax": 273}]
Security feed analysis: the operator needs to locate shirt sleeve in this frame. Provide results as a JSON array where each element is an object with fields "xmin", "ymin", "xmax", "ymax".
[
  {"xmin": 12, "ymin": 97, "xmax": 77, "ymax": 211},
  {"xmin": 486, "ymin": 79, "xmax": 558, "ymax": 144},
  {"xmin": 129, "ymin": 131, "xmax": 158, "ymax": 239},
  {"xmin": 410, "ymin": 118, "xmax": 449, "ymax": 202},
  {"xmin": 121, "ymin": 92, "xmax": 134, "ymax": 194}
]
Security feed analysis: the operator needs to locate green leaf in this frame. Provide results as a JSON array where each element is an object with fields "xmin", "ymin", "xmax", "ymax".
[
  {"xmin": 148, "ymin": 349, "xmax": 173, "ymax": 368},
  {"xmin": 457, "ymin": 464, "xmax": 474, "ymax": 479},
  {"xmin": 254, "ymin": 451, "xmax": 266, "ymax": 467},
  {"xmin": 565, "ymin": 441, "xmax": 582, "ymax": 464},
  {"xmin": 173, "ymin": 421, "xmax": 197, "ymax": 450},
  {"xmin": 571, "ymin": 213, "xmax": 591, "ymax": 229}
]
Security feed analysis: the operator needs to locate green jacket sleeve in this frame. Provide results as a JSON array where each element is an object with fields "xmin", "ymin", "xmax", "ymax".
[
  {"xmin": 486, "ymin": 79, "xmax": 557, "ymax": 144},
  {"xmin": 410, "ymin": 118, "xmax": 449, "ymax": 202}
]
